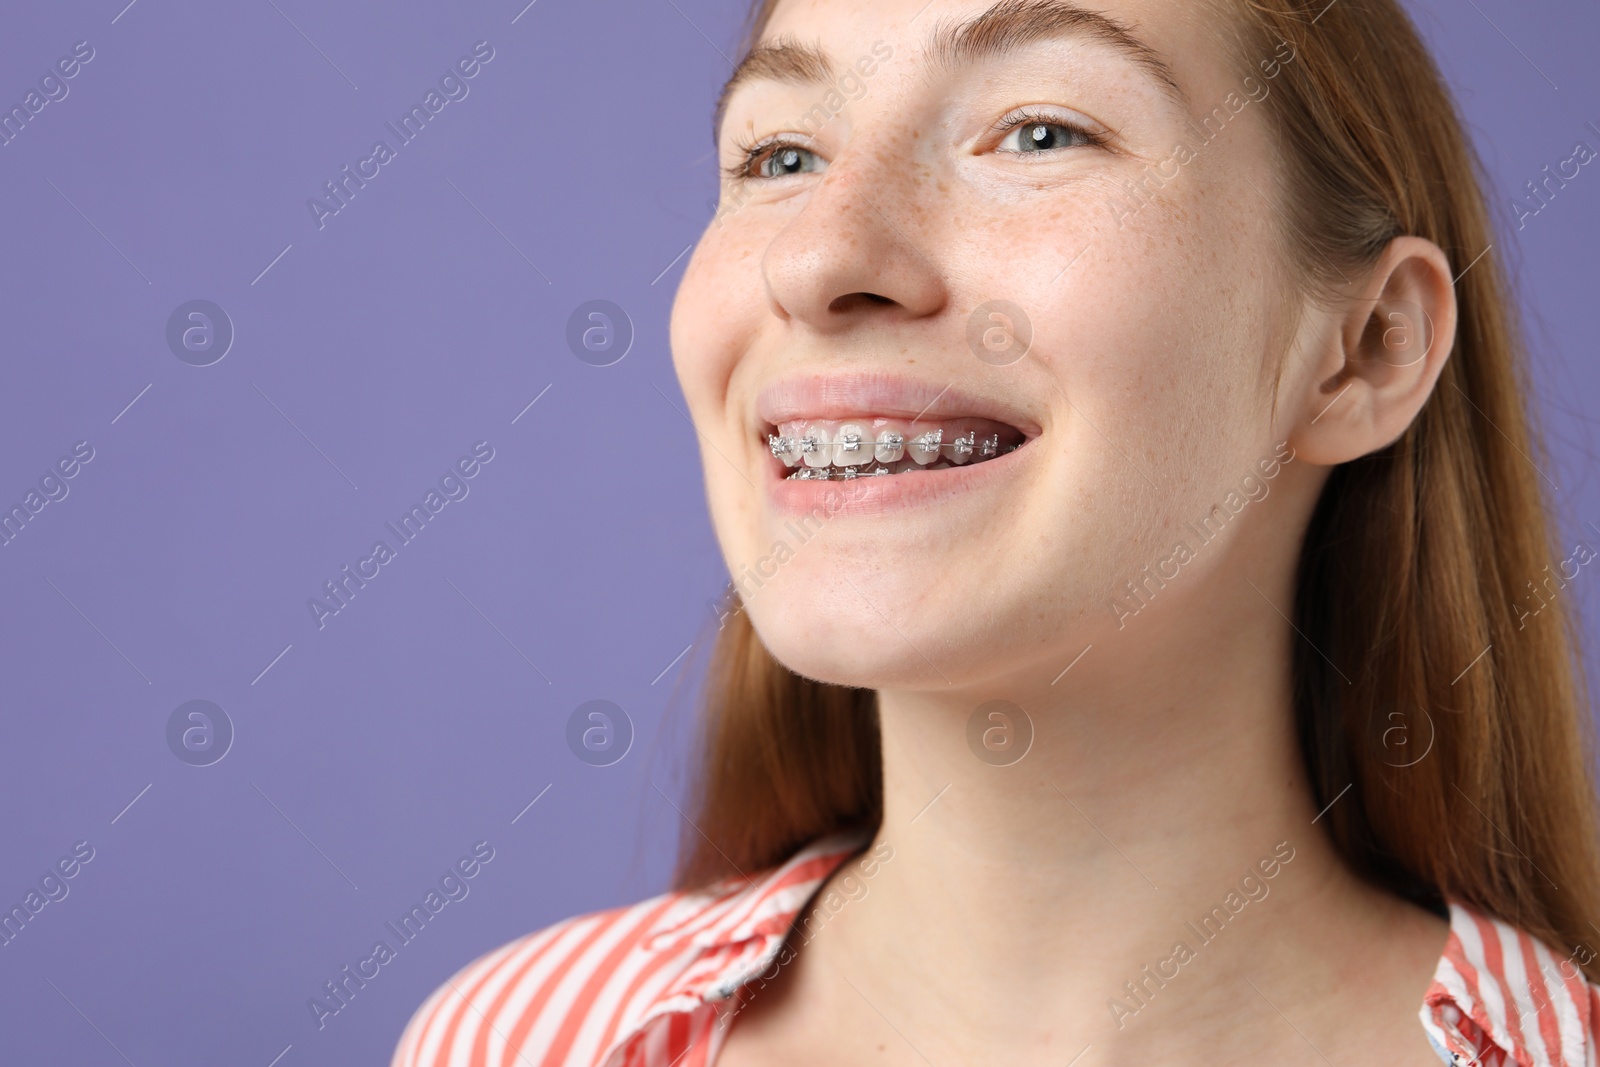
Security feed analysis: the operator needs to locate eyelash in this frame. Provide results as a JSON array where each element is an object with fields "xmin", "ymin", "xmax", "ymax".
[
  {"xmin": 720, "ymin": 134, "xmax": 810, "ymax": 183},
  {"xmin": 721, "ymin": 108, "xmax": 1106, "ymax": 183},
  {"xmin": 993, "ymin": 107, "xmax": 1107, "ymax": 152}
]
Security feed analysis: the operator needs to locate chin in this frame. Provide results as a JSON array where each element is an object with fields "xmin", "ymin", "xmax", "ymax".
[
  {"xmin": 756, "ymin": 633, "xmax": 936, "ymax": 691},
  {"xmin": 740, "ymin": 592, "xmax": 942, "ymax": 690}
]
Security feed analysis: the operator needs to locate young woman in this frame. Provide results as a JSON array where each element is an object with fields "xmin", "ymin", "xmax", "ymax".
[{"xmin": 392, "ymin": 0, "xmax": 1600, "ymax": 1063}]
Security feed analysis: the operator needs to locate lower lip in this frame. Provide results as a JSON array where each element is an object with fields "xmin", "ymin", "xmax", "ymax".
[{"xmin": 764, "ymin": 443, "xmax": 1033, "ymax": 519}]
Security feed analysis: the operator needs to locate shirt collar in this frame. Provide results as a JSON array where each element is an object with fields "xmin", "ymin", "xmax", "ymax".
[
  {"xmin": 597, "ymin": 826, "xmax": 873, "ymax": 1066},
  {"xmin": 1420, "ymin": 899, "xmax": 1595, "ymax": 1066},
  {"xmin": 610, "ymin": 831, "xmax": 1593, "ymax": 1067},
  {"xmin": 647, "ymin": 825, "xmax": 873, "ymax": 957}
]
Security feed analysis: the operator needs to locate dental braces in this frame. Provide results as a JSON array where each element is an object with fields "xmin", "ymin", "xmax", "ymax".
[
  {"xmin": 789, "ymin": 466, "xmax": 896, "ymax": 480},
  {"xmin": 770, "ymin": 429, "xmax": 1023, "ymax": 480},
  {"xmin": 767, "ymin": 428, "xmax": 1015, "ymax": 463}
]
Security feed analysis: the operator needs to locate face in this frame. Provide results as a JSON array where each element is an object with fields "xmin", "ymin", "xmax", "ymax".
[{"xmin": 670, "ymin": 0, "xmax": 1308, "ymax": 693}]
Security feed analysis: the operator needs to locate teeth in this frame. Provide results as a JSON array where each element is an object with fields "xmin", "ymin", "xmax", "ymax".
[
  {"xmin": 799, "ymin": 428, "xmax": 831, "ymax": 468},
  {"xmin": 833, "ymin": 423, "xmax": 868, "ymax": 468},
  {"xmin": 874, "ymin": 429, "xmax": 905, "ymax": 464},
  {"xmin": 908, "ymin": 428, "xmax": 943, "ymax": 465},
  {"xmin": 768, "ymin": 434, "xmax": 802, "ymax": 467},
  {"xmin": 950, "ymin": 430, "xmax": 977, "ymax": 464},
  {"xmin": 770, "ymin": 417, "xmax": 1028, "ymax": 480}
]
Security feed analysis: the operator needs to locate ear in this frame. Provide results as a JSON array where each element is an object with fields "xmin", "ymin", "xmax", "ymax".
[{"xmin": 1286, "ymin": 236, "xmax": 1458, "ymax": 465}]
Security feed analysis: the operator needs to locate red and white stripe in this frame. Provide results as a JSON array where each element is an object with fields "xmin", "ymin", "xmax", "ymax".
[
  {"xmin": 1420, "ymin": 901, "xmax": 1600, "ymax": 1066},
  {"xmin": 392, "ymin": 828, "xmax": 1599, "ymax": 1067},
  {"xmin": 388, "ymin": 830, "xmax": 871, "ymax": 1067}
]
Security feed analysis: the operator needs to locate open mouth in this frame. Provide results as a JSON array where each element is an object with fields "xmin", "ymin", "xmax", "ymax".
[{"xmin": 765, "ymin": 417, "xmax": 1029, "ymax": 480}]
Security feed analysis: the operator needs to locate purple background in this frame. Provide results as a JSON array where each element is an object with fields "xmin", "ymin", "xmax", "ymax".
[{"xmin": 0, "ymin": 0, "xmax": 1595, "ymax": 1063}]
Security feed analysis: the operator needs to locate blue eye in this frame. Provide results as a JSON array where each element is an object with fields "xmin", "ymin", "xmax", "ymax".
[
  {"xmin": 996, "ymin": 114, "xmax": 1100, "ymax": 155},
  {"xmin": 724, "ymin": 140, "xmax": 826, "ymax": 182},
  {"xmin": 721, "ymin": 109, "xmax": 1103, "ymax": 184},
  {"xmin": 763, "ymin": 144, "xmax": 823, "ymax": 177}
]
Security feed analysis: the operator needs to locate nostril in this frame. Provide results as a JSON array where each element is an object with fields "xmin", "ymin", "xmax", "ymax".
[{"xmin": 827, "ymin": 292, "xmax": 896, "ymax": 313}]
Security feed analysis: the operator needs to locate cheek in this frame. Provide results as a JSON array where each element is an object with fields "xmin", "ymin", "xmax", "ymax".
[
  {"xmin": 944, "ymin": 169, "xmax": 1278, "ymax": 583},
  {"xmin": 669, "ymin": 231, "xmax": 770, "ymax": 564},
  {"xmin": 671, "ymin": 232, "xmax": 756, "ymax": 452},
  {"xmin": 959, "ymin": 174, "xmax": 1266, "ymax": 444}
]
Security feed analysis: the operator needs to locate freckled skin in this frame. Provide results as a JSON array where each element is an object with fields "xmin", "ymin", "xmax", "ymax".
[
  {"xmin": 671, "ymin": 0, "xmax": 1290, "ymax": 690},
  {"xmin": 669, "ymin": 3, "xmax": 1458, "ymax": 1062}
]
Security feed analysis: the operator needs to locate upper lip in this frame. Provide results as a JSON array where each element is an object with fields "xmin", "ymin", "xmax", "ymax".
[{"xmin": 755, "ymin": 370, "xmax": 1042, "ymax": 436}]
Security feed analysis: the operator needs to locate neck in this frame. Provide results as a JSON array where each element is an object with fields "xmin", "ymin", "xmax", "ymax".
[{"xmin": 798, "ymin": 571, "xmax": 1437, "ymax": 1062}]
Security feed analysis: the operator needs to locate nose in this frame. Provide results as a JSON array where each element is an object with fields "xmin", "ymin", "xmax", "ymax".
[{"xmin": 760, "ymin": 162, "xmax": 949, "ymax": 332}]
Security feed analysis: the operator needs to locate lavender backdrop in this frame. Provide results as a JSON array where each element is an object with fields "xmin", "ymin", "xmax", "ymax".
[{"xmin": 0, "ymin": 0, "xmax": 1594, "ymax": 1063}]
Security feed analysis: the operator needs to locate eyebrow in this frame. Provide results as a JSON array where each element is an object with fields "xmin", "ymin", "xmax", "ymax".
[{"xmin": 712, "ymin": 0, "xmax": 1188, "ymax": 141}]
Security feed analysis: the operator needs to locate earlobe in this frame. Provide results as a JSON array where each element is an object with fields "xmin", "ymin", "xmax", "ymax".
[{"xmin": 1287, "ymin": 236, "xmax": 1458, "ymax": 466}]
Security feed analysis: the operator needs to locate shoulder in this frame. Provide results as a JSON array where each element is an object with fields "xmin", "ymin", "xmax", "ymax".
[
  {"xmin": 388, "ymin": 884, "xmax": 721, "ymax": 1067},
  {"xmin": 1420, "ymin": 898, "xmax": 1600, "ymax": 1067},
  {"xmin": 389, "ymin": 829, "xmax": 872, "ymax": 1067}
]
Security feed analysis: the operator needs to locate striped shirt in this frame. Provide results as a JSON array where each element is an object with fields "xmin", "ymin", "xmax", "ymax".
[{"xmin": 390, "ymin": 828, "xmax": 1600, "ymax": 1067}]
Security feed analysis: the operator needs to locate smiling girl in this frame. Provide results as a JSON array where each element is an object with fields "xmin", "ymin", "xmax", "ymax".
[{"xmin": 393, "ymin": 1, "xmax": 1600, "ymax": 1064}]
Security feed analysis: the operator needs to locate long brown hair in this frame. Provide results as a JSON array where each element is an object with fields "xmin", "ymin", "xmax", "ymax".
[{"xmin": 670, "ymin": 0, "xmax": 1600, "ymax": 979}]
